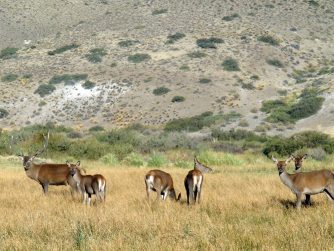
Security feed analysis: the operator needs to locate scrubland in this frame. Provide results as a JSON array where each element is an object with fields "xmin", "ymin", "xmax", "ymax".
[{"xmin": 1, "ymin": 155, "xmax": 334, "ymax": 250}]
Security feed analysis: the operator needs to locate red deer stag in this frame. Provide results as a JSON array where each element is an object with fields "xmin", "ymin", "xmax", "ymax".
[
  {"xmin": 184, "ymin": 169, "xmax": 203, "ymax": 205},
  {"xmin": 17, "ymin": 132, "xmax": 79, "ymax": 194},
  {"xmin": 273, "ymin": 156, "xmax": 334, "ymax": 209},
  {"xmin": 68, "ymin": 161, "xmax": 106, "ymax": 205},
  {"xmin": 145, "ymin": 169, "xmax": 181, "ymax": 202}
]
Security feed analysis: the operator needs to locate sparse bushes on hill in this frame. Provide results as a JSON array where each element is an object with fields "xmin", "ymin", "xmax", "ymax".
[
  {"xmin": 49, "ymin": 74, "xmax": 88, "ymax": 85},
  {"xmin": 196, "ymin": 38, "xmax": 224, "ymax": 49},
  {"xmin": 0, "ymin": 108, "xmax": 9, "ymax": 119},
  {"xmin": 128, "ymin": 53, "xmax": 151, "ymax": 63},
  {"xmin": 89, "ymin": 126, "xmax": 105, "ymax": 132},
  {"xmin": 171, "ymin": 96, "xmax": 185, "ymax": 102},
  {"xmin": 187, "ymin": 51, "xmax": 207, "ymax": 58},
  {"xmin": 82, "ymin": 80, "xmax": 96, "ymax": 89},
  {"xmin": 153, "ymin": 87, "xmax": 170, "ymax": 96},
  {"xmin": 85, "ymin": 48, "xmax": 107, "ymax": 63},
  {"xmin": 152, "ymin": 9, "xmax": 168, "ymax": 15},
  {"xmin": 199, "ymin": 78, "xmax": 212, "ymax": 84},
  {"xmin": 166, "ymin": 32, "xmax": 185, "ymax": 44},
  {"xmin": 222, "ymin": 13, "xmax": 240, "ymax": 21},
  {"xmin": 266, "ymin": 58, "xmax": 284, "ymax": 68},
  {"xmin": 1, "ymin": 73, "xmax": 18, "ymax": 82},
  {"xmin": 34, "ymin": 84, "xmax": 56, "ymax": 97},
  {"xmin": 47, "ymin": 43, "xmax": 79, "ymax": 55},
  {"xmin": 222, "ymin": 58, "xmax": 240, "ymax": 71},
  {"xmin": 0, "ymin": 47, "xmax": 18, "ymax": 60},
  {"xmin": 257, "ymin": 35, "xmax": 279, "ymax": 46},
  {"xmin": 118, "ymin": 40, "xmax": 140, "ymax": 47}
]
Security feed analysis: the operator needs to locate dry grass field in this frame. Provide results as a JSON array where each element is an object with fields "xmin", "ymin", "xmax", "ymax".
[{"xmin": 1, "ymin": 156, "xmax": 334, "ymax": 250}]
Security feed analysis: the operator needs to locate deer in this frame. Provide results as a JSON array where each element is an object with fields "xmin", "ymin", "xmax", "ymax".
[
  {"xmin": 145, "ymin": 169, "xmax": 181, "ymax": 202},
  {"xmin": 291, "ymin": 154, "xmax": 311, "ymax": 204},
  {"xmin": 272, "ymin": 156, "xmax": 334, "ymax": 209},
  {"xmin": 184, "ymin": 169, "xmax": 203, "ymax": 205},
  {"xmin": 67, "ymin": 161, "xmax": 106, "ymax": 205},
  {"xmin": 194, "ymin": 156, "xmax": 213, "ymax": 173},
  {"xmin": 17, "ymin": 132, "xmax": 80, "ymax": 194}
]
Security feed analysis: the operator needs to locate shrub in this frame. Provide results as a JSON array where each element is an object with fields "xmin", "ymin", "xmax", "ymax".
[
  {"xmin": 99, "ymin": 153, "xmax": 119, "ymax": 166},
  {"xmin": 49, "ymin": 74, "xmax": 88, "ymax": 85},
  {"xmin": 266, "ymin": 58, "xmax": 284, "ymax": 68},
  {"xmin": 82, "ymin": 80, "xmax": 96, "ymax": 89},
  {"xmin": 123, "ymin": 152, "xmax": 144, "ymax": 166},
  {"xmin": 89, "ymin": 126, "xmax": 105, "ymax": 132},
  {"xmin": 85, "ymin": 48, "xmax": 107, "ymax": 63},
  {"xmin": 0, "ymin": 108, "xmax": 9, "ymax": 119},
  {"xmin": 172, "ymin": 96, "xmax": 185, "ymax": 102},
  {"xmin": 179, "ymin": 65, "xmax": 190, "ymax": 71},
  {"xmin": 147, "ymin": 153, "xmax": 167, "ymax": 167},
  {"xmin": 165, "ymin": 111, "xmax": 220, "ymax": 132},
  {"xmin": 67, "ymin": 131, "xmax": 82, "ymax": 139},
  {"xmin": 241, "ymin": 83, "xmax": 255, "ymax": 90},
  {"xmin": 199, "ymin": 78, "xmax": 212, "ymax": 84},
  {"xmin": 152, "ymin": 9, "xmax": 168, "ymax": 15},
  {"xmin": 250, "ymin": 75, "xmax": 260, "ymax": 80},
  {"xmin": 34, "ymin": 84, "xmax": 56, "ymax": 97},
  {"xmin": 187, "ymin": 51, "xmax": 207, "ymax": 58},
  {"xmin": 222, "ymin": 13, "xmax": 239, "ymax": 21},
  {"xmin": 47, "ymin": 43, "xmax": 79, "ymax": 55},
  {"xmin": 153, "ymin": 87, "xmax": 170, "ymax": 95},
  {"xmin": 69, "ymin": 138, "xmax": 107, "ymax": 160},
  {"xmin": 118, "ymin": 40, "xmax": 140, "ymax": 47},
  {"xmin": 0, "ymin": 47, "xmax": 18, "ymax": 59},
  {"xmin": 128, "ymin": 53, "xmax": 151, "ymax": 63},
  {"xmin": 257, "ymin": 35, "xmax": 279, "ymax": 46},
  {"xmin": 307, "ymin": 147, "xmax": 327, "ymax": 161},
  {"xmin": 1, "ymin": 73, "xmax": 18, "ymax": 82},
  {"xmin": 308, "ymin": 0, "xmax": 319, "ymax": 7},
  {"xmin": 196, "ymin": 37, "xmax": 224, "ymax": 49},
  {"xmin": 166, "ymin": 32, "xmax": 185, "ymax": 44},
  {"xmin": 222, "ymin": 58, "xmax": 240, "ymax": 71}
]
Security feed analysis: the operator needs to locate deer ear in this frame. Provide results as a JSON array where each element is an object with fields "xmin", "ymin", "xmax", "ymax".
[
  {"xmin": 303, "ymin": 154, "xmax": 308, "ymax": 159},
  {"xmin": 66, "ymin": 160, "xmax": 71, "ymax": 167},
  {"xmin": 76, "ymin": 161, "xmax": 81, "ymax": 167},
  {"xmin": 285, "ymin": 156, "xmax": 293, "ymax": 164}
]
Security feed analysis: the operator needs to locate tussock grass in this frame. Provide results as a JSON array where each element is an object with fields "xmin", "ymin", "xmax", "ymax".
[{"xmin": 1, "ymin": 157, "xmax": 334, "ymax": 249}]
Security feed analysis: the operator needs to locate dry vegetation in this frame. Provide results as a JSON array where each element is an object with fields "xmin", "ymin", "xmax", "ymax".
[{"xmin": 1, "ymin": 156, "xmax": 334, "ymax": 250}]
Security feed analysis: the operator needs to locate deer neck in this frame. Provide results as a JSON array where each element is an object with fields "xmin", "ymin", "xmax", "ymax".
[
  {"xmin": 25, "ymin": 163, "xmax": 40, "ymax": 181},
  {"xmin": 73, "ymin": 170, "xmax": 83, "ymax": 184},
  {"xmin": 279, "ymin": 170, "xmax": 296, "ymax": 192}
]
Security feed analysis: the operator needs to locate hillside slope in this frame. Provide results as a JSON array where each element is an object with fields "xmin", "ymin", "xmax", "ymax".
[{"xmin": 0, "ymin": 0, "xmax": 333, "ymax": 134}]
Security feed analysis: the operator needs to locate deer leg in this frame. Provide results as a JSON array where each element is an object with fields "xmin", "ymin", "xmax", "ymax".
[
  {"xmin": 193, "ymin": 185, "xmax": 198, "ymax": 203},
  {"xmin": 87, "ymin": 194, "xmax": 92, "ymax": 206},
  {"xmin": 82, "ymin": 192, "xmax": 87, "ymax": 205},
  {"xmin": 305, "ymin": 194, "xmax": 311, "ymax": 205},
  {"xmin": 185, "ymin": 185, "xmax": 190, "ymax": 205},
  {"xmin": 296, "ymin": 193, "xmax": 302, "ymax": 209},
  {"xmin": 324, "ymin": 187, "xmax": 334, "ymax": 204},
  {"xmin": 197, "ymin": 185, "xmax": 201, "ymax": 204},
  {"xmin": 162, "ymin": 189, "xmax": 168, "ymax": 200},
  {"xmin": 42, "ymin": 183, "xmax": 49, "ymax": 194},
  {"xmin": 155, "ymin": 188, "xmax": 161, "ymax": 201}
]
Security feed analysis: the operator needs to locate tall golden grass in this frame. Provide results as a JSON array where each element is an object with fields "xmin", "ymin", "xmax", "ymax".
[{"xmin": 0, "ymin": 155, "xmax": 334, "ymax": 250}]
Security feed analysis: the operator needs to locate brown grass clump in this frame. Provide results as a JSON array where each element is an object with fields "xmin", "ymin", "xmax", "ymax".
[{"xmin": 0, "ymin": 158, "xmax": 334, "ymax": 249}]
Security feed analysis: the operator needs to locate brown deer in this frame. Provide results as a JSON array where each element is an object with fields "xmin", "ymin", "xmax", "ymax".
[
  {"xmin": 68, "ymin": 161, "xmax": 106, "ymax": 205},
  {"xmin": 194, "ymin": 156, "xmax": 213, "ymax": 173},
  {"xmin": 291, "ymin": 154, "xmax": 311, "ymax": 204},
  {"xmin": 17, "ymin": 132, "xmax": 80, "ymax": 194},
  {"xmin": 272, "ymin": 156, "xmax": 334, "ymax": 209},
  {"xmin": 145, "ymin": 169, "xmax": 181, "ymax": 202},
  {"xmin": 184, "ymin": 169, "xmax": 203, "ymax": 205}
]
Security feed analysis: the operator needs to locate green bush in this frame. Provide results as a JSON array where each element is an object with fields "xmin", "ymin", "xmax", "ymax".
[
  {"xmin": 69, "ymin": 138, "xmax": 107, "ymax": 160},
  {"xmin": 89, "ymin": 126, "xmax": 105, "ymax": 132},
  {"xmin": 82, "ymin": 80, "xmax": 96, "ymax": 89},
  {"xmin": 49, "ymin": 74, "xmax": 88, "ymax": 85},
  {"xmin": 222, "ymin": 13, "xmax": 240, "ymax": 21},
  {"xmin": 128, "ymin": 53, "xmax": 151, "ymax": 63},
  {"xmin": 196, "ymin": 37, "xmax": 224, "ymax": 49},
  {"xmin": 166, "ymin": 32, "xmax": 185, "ymax": 44},
  {"xmin": 187, "ymin": 51, "xmax": 207, "ymax": 58},
  {"xmin": 123, "ymin": 152, "xmax": 144, "ymax": 166},
  {"xmin": 199, "ymin": 78, "xmax": 212, "ymax": 84},
  {"xmin": 152, "ymin": 9, "xmax": 168, "ymax": 15},
  {"xmin": 165, "ymin": 111, "xmax": 220, "ymax": 132},
  {"xmin": 153, "ymin": 87, "xmax": 170, "ymax": 95},
  {"xmin": 99, "ymin": 153, "xmax": 119, "ymax": 166},
  {"xmin": 85, "ymin": 48, "xmax": 107, "ymax": 63},
  {"xmin": 222, "ymin": 58, "xmax": 240, "ymax": 71},
  {"xmin": 118, "ymin": 40, "xmax": 140, "ymax": 47},
  {"xmin": 1, "ymin": 73, "xmax": 18, "ymax": 82},
  {"xmin": 241, "ymin": 83, "xmax": 255, "ymax": 90},
  {"xmin": 34, "ymin": 84, "xmax": 56, "ymax": 97},
  {"xmin": 266, "ymin": 59, "xmax": 284, "ymax": 68},
  {"xmin": 0, "ymin": 108, "xmax": 9, "ymax": 119},
  {"xmin": 257, "ymin": 35, "xmax": 279, "ymax": 46},
  {"xmin": 172, "ymin": 96, "xmax": 185, "ymax": 102},
  {"xmin": 0, "ymin": 47, "xmax": 18, "ymax": 59},
  {"xmin": 48, "ymin": 44, "xmax": 79, "ymax": 55},
  {"xmin": 147, "ymin": 153, "xmax": 167, "ymax": 167}
]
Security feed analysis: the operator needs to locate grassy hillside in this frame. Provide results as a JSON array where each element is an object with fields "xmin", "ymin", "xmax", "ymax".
[{"xmin": 0, "ymin": 0, "xmax": 333, "ymax": 135}]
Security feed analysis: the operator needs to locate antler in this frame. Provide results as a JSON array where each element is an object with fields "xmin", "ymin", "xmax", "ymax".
[{"xmin": 33, "ymin": 131, "xmax": 49, "ymax": 157}]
